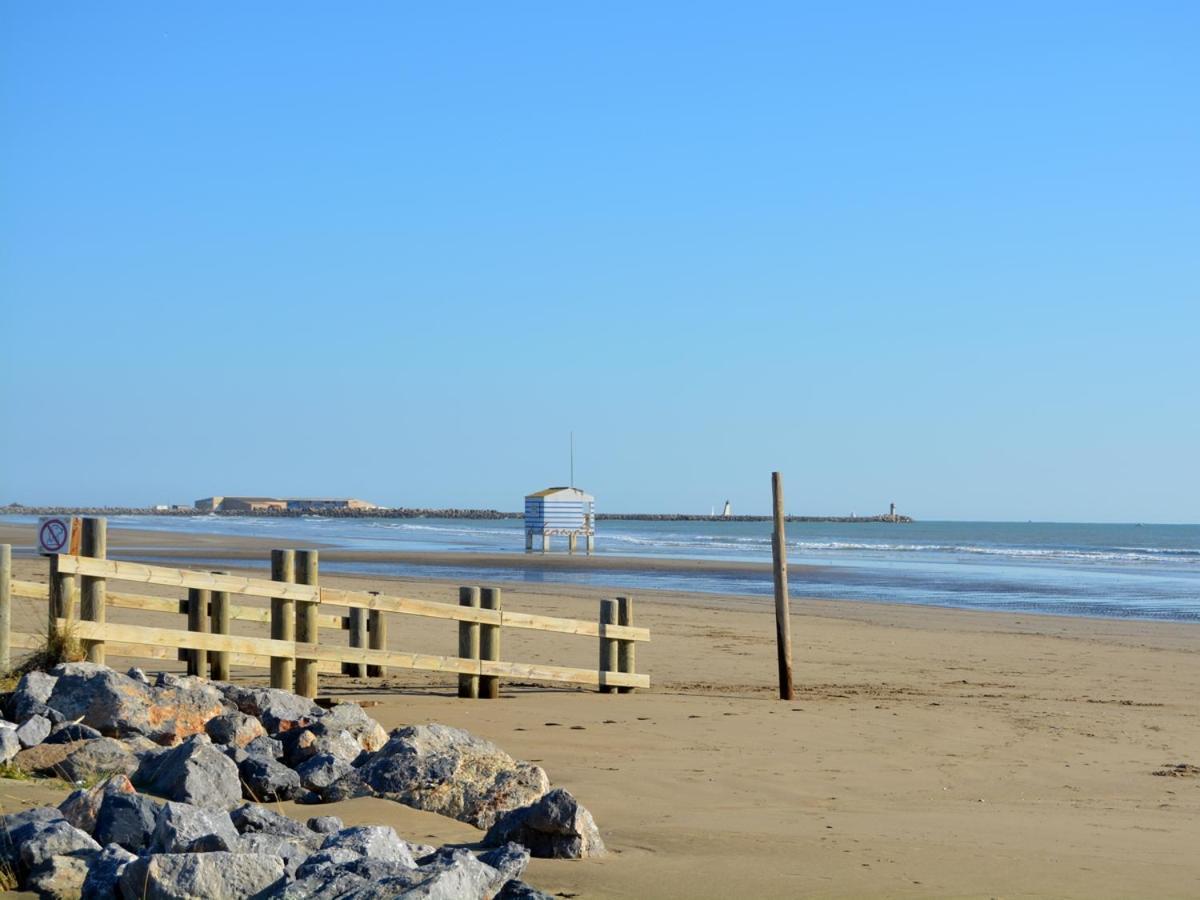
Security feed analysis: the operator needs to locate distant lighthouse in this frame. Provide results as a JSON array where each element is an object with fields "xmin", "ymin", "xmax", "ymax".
[
  {"xmin": 889, "ymin": 502, "xmax": 897, "ymax": 522},
  {"xmin": 721, "ymin": 500, "xmax": 732, "ymax": 518}
]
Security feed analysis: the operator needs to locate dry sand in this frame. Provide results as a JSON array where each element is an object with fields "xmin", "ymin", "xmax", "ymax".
[{"xmin": 1, "ymin": 524, "xmax": 1198, "ymax": 897}]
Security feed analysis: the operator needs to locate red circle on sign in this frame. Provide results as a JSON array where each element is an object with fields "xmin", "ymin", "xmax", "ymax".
[{"xmin": 40, "ymin": 519, "xmax": 68, "ymax": 552}]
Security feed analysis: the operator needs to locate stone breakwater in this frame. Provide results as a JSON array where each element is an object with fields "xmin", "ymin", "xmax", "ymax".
[{"xmin": 0, "ymin": 664, "xmax": 605, "ymax": 899}]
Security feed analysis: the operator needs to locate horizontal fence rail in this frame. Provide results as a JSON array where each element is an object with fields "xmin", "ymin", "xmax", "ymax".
[{"xmin": 1, "ymin": 521, "xmax": 650, "ymax": 698}]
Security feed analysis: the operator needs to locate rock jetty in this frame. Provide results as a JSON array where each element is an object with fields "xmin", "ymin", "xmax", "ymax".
[{"xmin": 0, "ymin": 663, "xmax": 605, "ymax": 898}]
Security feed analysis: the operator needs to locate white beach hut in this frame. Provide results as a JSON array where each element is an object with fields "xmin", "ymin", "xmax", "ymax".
[{"xmin": 524, "ymin": 486, "xmax": 595, "ymax": 554}]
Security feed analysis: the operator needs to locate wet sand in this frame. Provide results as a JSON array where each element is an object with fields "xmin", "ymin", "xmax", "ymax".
[{"xmin": 1, "ymin": 524, "xmax": 1198, "ymax": 897}]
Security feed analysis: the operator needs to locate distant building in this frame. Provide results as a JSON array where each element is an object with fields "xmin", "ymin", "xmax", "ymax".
[
  {"xmin": 721, "ymin": 500, "xmax": 732, "ymax": 517},
  {"xmin": 524, "ymin": 487, "xmax": 594, "ymax": 554},
  {"xmin": 195, "ymin": 496, "xmax": 377, "ymax": 512}
]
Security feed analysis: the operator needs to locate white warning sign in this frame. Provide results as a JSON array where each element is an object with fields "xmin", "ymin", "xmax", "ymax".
[{"xmin": 37, "ymin": 516, "xmax": 79, "ymax": 556}]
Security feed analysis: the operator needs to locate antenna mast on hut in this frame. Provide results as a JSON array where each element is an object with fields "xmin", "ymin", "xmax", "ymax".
[{"xmin": 570, "ymin": 431, "xmax": 575, "ymax": 489}]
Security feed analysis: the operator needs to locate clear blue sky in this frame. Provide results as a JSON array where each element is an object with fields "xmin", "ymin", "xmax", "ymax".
[{"xmin": 2, "ymin": 3, "xmax": 1197, "ymax": 521}]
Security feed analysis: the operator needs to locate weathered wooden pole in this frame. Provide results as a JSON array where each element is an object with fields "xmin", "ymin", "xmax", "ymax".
[
  {"xmin": 209, "ymin": 572, "xmax": 231, "ymax": 681},
  {"xmin": 480, "ymin": 586, "xmax": 502, "ymax": 699},
  {"xmin": 771, "ymin": 471, "xmax": 795, "ymax": 700},
  {"xmin": 367, "ymin": 591, "xmax": 386, "ymax": 677},
  {"xmin": 0, "ymin": 544, "xmax": 11, "ymax": 672},
  {"xmin": 269, "ymin": 550, "xmax": 296, "ymax": 690},
  {"xmin": 185, "ymin": 588, "xmax": 211, "ymax": 676},
  {"xmin": 79, "ymin": 517, "xmax": 107, "ymax": 664},
  {"xmin": 616, "ymin": 595, "xmax": 635, "ymax": 694},
  {"xmin": 48, "ymin": 556, "xmax": 76, "ymax": 638},
  {"xmin": 599, "ymin": 598, "xmax": 618, "ymax": 694},
  {"xmin": 294, "ymin": 550, "xmax": 320, "ymax": 699},
  {"xmin": 345, "ymin": 608, "xmax": 367, "ymax": 678},
  {"xmin": 457, "ymin": 586, "xmax": 481, "ymax": 699}
]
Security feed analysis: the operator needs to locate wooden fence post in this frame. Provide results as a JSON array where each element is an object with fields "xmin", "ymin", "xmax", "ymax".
[
  {"xmin": 185, "ymin": 588, "xmax": 211, "ymax": 676},
  {"xmin": 480, "ymin": 587, "xmax": 502, "ymax": 699},
  {"xmin": 458, "ymin": 586, "xmax": 480, "ymax": 699},
  {"xmin": 0, "ymin": 544, "xmax": 11, "ymax": 673},
  {"xmin": 270, "ymin": 550, "xmax": 296, "ymax": 690},
  {"xmin": 367, "ymin": 594, "xmax": 387, "ymax": 677},
  {"xmin": 48, "ymin": 555, "xmax": 76, "ymax": 638},
  {"xmin": 294, "ymin": 550, "xmax": 319, "ymax": 699},
  {"xmin": 79, "ymin": 517, "xmax": 107, "ymax": 664},
  {"xmin": 771, "ymin": 471, "xmax": 795, "ymax": 701},
  {"xmin": 344, "ymin": 608, "xmax": 367, "ymax": 678},
  {"xmin": 599, "ymin": 598, "xmax": 618, "ymax": 694},
  {"xmin": 209, "ymin": 572, "xmax": 231, "ymax": 681},
  {"xmin": 616, "ymin": 595, "xmax": 635, "ymax": 693}
]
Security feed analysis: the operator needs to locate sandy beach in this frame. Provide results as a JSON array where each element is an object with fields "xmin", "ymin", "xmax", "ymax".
[{"xmin": 1, "ymin": 524, "xmax": 1198, "ymax": 898}]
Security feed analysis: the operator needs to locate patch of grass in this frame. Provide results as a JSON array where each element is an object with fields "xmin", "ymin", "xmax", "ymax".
[
  {"xmin": 0, "ymin": 763, "xmax": 33, "ymax": 782},
  {"xmin": 10, "ymin": 621, "xmax": 85, "ymax": 678}
]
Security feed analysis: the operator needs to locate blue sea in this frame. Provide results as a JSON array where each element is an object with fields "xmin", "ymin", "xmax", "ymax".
[{"xmin": 5, "ymin": 515, "xmax": 1198, "ymax": 623}]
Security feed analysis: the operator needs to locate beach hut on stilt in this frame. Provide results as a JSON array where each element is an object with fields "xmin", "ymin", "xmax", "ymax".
[{"xmin": 524, "ymin": 487, "xmax": 595, "ymax": 555}]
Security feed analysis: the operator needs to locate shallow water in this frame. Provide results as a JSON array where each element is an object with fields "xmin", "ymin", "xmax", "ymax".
[{"xmin": 4, "ymin": 515, "xmax": 1199, "ymax": 622}]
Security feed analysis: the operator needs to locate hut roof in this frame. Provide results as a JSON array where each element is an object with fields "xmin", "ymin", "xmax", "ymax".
[{"xmin": 525, "ymin": 486, "xmax": 594, "ymax": 501}]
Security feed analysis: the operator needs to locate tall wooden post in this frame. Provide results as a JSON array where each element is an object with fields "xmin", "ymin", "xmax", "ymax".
[
  {"xmin": 294, "ymin": 550, "xmax": 320, "ymax": 699},
  {"xmin": 480, "ymin": 586, "xmax": 502, "ymax": 699},
  {"xmin": 209, "ymin": 572, "xmax": 231, "ymax": 681},
  {"xmin": 79, "ymin": 517, "xmax": 107, "ymax": 664},
  {"xmin": 269, "ymin": 550, "xmax": 296, "ymax": 690},
  {"xmin": 367, "ymin": 602, "xmax": 387, "ymax": 678},
  {"xmin": 457, "ymin": 586, "xmax": 480, "ymax": 699},
  {"xmin": 345, "ymin": 608, "xmax": 367, "ymax": 678},
  {"xmin": 771, "ymin": 471, "xmax": 795, "ymax": 700},
  {"xmin": 185, "ymin": 588, "xmax": 211, "ymax": 676},
  {"xmin": 599, "ymin": 598, "xmax": 618, "ymax": 694},
  {"xmin": 616, "ymin": 595, "xmax": 635, "ymax": 693},
  {"xmin": 0, "ymin": 545, "xmax": 11, "ymax": 673}
]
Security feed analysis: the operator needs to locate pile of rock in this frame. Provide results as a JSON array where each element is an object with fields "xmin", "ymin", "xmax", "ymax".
[{"xmin": 0, "ymin": 663, "xmax": 606, "ymax": 899}]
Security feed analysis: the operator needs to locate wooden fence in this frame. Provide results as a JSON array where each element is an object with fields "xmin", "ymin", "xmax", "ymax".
[{"xmin": 0, "ymin": 519, "xmax": 649, "ymax": 699}]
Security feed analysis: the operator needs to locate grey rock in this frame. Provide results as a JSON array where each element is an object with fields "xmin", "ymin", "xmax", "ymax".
[
  {"xmin": 118, "ymin": 851, "xmax": 286, "ymax": 900},
  {"xmin": 484, "ymin": 788, "xmax": 605, "ymax": 859},
  {"xmin": 216, "ymin": 684, "xmax": 321, "ymax": 733},
  {"xmin": 319, "ymin": 824, "xmax": 417, "ymax": 868},
  {"xmin": 312, "ymin": 703, "xmax": 389, "ymax": 753},
  {"xmin": 306, "ymin": 815, "xmax": 344, "ymax": 834},
  {"xmin": 7, "ymin": 671, "xmax": 58, "ymax": 721},
  {"xmin": 81, "ymin": 843, "xmax": 136, "ymax": 899},
  {"xmin": 27, "ymin": 853, "xmax": 90, "ymax": 899},
  {"xmin": 150, "ymin": 801, "xmax": 240, "ymax": 853},
  {"xmin": 239, "ymin": 754, "xmax": 302, "ymax": 802},
  {"xmin": 57, "ymin": 737, "xmax": 138, "ymax": 783},
  {"xmin": 239, "ymin": 832, "xmax": 311, "ymax": 878},
  {"xmin": 0, "ymin": 807, "xmax": 65, "ymax": 868},
  {"xmin": 46, "ymin": 663, "xmax": 229, "ymax": 744},
  {"xmin": 294, "ymin": 847, "xmax": 363, "ymax": 878},
  {"xmin": 19, "ymin": 819, "xmax": 101, "ymax": 872},
  {"xmin": 11, "ymin": 699, "xmax": 67, "ymax": 727},
  {"xmin": 496, "ymin": 880, "xmax": 556, "ymax": 900},
  {"xmin": 16, "ymin": 713, "xmax": 52, "ymax": 748},
  {"xmin": 282, "ymin": 727, "xmax": 363, "ymax": 767},
  {"xmin": 127, "ymin": 667, "xmax": 149, "ymax": 683},
  {"xmin": 46, "ymin": 722, "xmax": 104, "ymax": 744},
  {"xmin": 244, "ymin": 734, "xmax": 284, "ymax": 759},
  {"xmin": 315, "ymin": 769, "xmax": 371, "ymax": 803},
  {"xmin": 230, "ymin": 803, "xmax": 314, "ymax": 841},
  {"xmin": 132, "ymin": 733, "xmax": 242, "ymax": 808},
  {"xmin": 359, "ymin": 724, "xmax": 550, "ymax": 828},
  {"xmin": 0, "ymin": 726, "xmax": 20, "ymax": 763},
  {"xmin": 205, "ymin": 711, "xmax": 267, "ymax": 748},
  {"xmin": 479, "ymin": 841, "xmax": 531, "ymax": 884},
  {"xmin": 290, "ymin": 850, "xmax": 503, "ymax": 900},
  {"xmin": 296, "ymin": 752, "xmax": 353, "ymax": 791},
  {"xmin": 276, "ymin": 866, "xmax": 376, "ymax": 898},
  {"xmin": 95, "ymin": 792, "xmax": 159, "ymax": 852}
]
